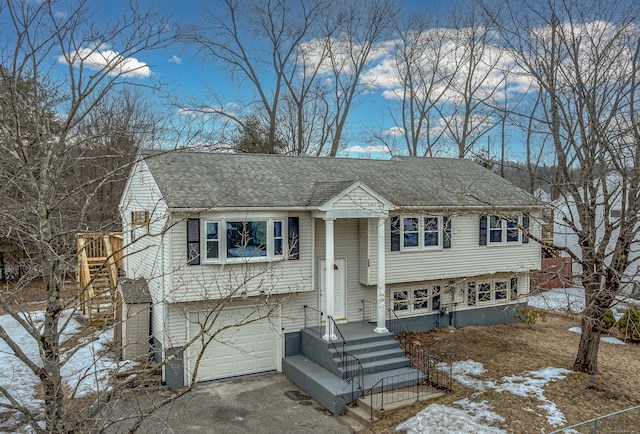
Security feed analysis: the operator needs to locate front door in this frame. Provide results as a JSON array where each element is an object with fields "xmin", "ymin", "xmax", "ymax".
[{"xmin": 320, "ymin": 258, "xmax": 347, "ymax": 321}]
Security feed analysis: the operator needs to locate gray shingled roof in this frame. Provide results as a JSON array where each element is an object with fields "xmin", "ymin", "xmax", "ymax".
[{"xmin": 142, "ymin": 151, "xmax": 536, "ymax": 210}]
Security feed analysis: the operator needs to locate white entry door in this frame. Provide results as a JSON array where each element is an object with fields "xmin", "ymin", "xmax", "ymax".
[{"xmin": 320, "ymin": 258, "xmax": 347, "ymax": 321}]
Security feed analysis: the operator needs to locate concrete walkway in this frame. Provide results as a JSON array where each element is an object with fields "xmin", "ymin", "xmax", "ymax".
[{"xmin": 97, "ymin": 372, "xmax": 354, "ymax": 433}]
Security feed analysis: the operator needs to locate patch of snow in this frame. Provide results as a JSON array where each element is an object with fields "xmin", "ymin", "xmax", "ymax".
[
  {"xmin": 438, "ymin": 360, "xmax": 571, "ymax": 428},
  {"xmin": 528, "ymin": 287, "xmax": 585, "ymax": 313},
  {"xmin": 601, "ymin": 336, "xmax": 626, "ymax": 345},
  {"xmin": 446, "ymin": 360, "xmax": 496, "ymax": 391},
  {"xmin": 494, "ymin": 367, "xmax": 572, "ymax": 427},
  {"xmin": 529, "ymin": 286, "xmax": 640, "ymax": 321},
  {"xmin": 568, "ymin": 327, "xmax": 626, "ymax": 345},
  {"xmin": 0, "ymin": 310, "xmax": 120, "ymax": 431},
  {"xmin": 397, "ymin": 399, "xmax": 507, "ymax": 434}
]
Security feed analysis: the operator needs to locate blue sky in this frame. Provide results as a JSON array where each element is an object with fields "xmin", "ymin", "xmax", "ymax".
[{"xmin": 3, "ymin": 0, "xmax": 548, "ymax": 161}]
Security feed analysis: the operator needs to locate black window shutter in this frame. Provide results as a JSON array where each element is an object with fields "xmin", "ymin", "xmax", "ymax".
[
  {"xmin": 288, "ymin": 217, "xmax": 300, "ymax": 260},
  {"xmin": 522, "ymin": 213, "xmax": 530, "ymax": 244},
  {"xmin": 479, "ymin": 215, "xmax": 487, "ymax": 246},
  {"xmin": 390, "ymin": 216, "xmax": 400, "ymax": 251},
  {"xmin": 443, "ymin": 216, "xmax": 452, "ymax": 248},
  {"xmin": 187, "ymin": 218, "xmax": 200, "ymax": 265}
]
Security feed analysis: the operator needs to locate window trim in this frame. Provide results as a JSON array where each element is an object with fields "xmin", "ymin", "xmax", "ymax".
[
  {"xmin": 399, "ymin": 214, "xmax": 444, "ymax": 251},
  {"xmin": 201, "ymin": 217, "xmax": 288, "ymax": 264},
  {"xmin": 392, "ymin": 285, "xmax": 444, "ymax": 314},
  {"xmin": 486, "ymin": 214, "xmax": 523, "ymax": 246},
  {"xmin": 466, "ymin": 277, "xmax": 519, "ymax": 305}
]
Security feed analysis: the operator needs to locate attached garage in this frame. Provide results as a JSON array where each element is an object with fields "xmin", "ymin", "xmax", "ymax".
[{"xmin": 186, "ymin": 307, "xmax": 280, "ymax": 384}]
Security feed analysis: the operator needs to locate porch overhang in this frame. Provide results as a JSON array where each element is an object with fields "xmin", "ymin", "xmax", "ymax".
[
  {"xmin": 314, "ymin": 181, "xmax": 392, "ymax": 338},
  {"xmin": 311, "ymin": 180, "xmax": 394, "ymax": 219}
]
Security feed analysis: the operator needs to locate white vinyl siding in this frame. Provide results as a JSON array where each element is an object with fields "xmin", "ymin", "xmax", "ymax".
[
  {"xmin": 314, "ymin": 219, "xmax": 373, "ymax": 324},
  {"xmin": 120, "ymin": 161, "xmax": 173, "ymax": 354},
  {"xmin": 166, "ymin": 212, "xmax": 313, "ymax": 303},
  {"xmin": 373, "ymin": 214, "xmax": 540, "ymax": 285},
  {"xmin": 329, "ymin": 185, "xmax": 387, "ymax": 212}
]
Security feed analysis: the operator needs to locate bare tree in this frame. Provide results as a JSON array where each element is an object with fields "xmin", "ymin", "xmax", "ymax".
[
  {"xmin": 319, "ymin": 0, "xmax": 400, "ymax": 156},
  {"xmin": 437, "ymin": 3, "xmax": 508, "ymax": 159},
  {"xmin": 381, "ymin": 10, "xmax": 457, "ymax": 156},
  {"xmin": 179, "ymin": 0, "xmax": 325, "ymax": 153},
  {"xmin": 495, "ymin": 0, "xmax": 640, "ymax": 373},
  {"xmin": 0, "ymin": 1, "xmax": 174, "ymax": 431}
]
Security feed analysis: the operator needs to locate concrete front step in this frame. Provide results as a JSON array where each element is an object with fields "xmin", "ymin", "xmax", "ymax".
[
  {"xmin": 334, "ymin": 347, "xmax": 406, "ymax": 364},
  {"xmin": 338, "ymin": 356, "xmax": 410, "ymax": 377},
  {"xmin": 338, "ymin": 339, "xmax": 401, "ymax": 355},
  {"xmin": 346, "ymin": 387, "xmax": 446, "ymax": 425},
  {"xmin": 283, "ymin": 354, "xmax": 425, "ymax": 415},
  {"xmin": 302, "ymin": 327, "xmax": 409, "ymax": 378}
]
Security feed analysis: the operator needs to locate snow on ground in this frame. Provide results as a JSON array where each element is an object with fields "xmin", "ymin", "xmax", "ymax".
[
  {"xmin": 529, "ymin": 286, "xmax": 640, "ymax": 320},
  {"xmin": 398, "ymin": 361, "xmax": 572, "ymax": 433},
  {"xmin": 397, "ymin": 399, "xmax": 507, "ymax": 434},
  {"xmin": 568, "ymin": 326, "xmax": 626, "ymax": 345},
  {"xmin": 399, "ymin": 286, "xmax": 632, "ymax": 433},
  {"xmin": 0, "ymin": 310, "xmax": 120, "ymax": 431}
]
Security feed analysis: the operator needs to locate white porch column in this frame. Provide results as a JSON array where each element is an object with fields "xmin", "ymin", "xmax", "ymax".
[
  {"xmin": 374, "ymin": 217, "xmax": 389, "ymax": 333},
  {"xmin": 323, "ymin": 218, "xmax": 336, "ymax": 341}
]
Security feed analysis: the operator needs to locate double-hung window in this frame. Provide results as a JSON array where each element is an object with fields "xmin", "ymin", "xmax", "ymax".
[
  {"xmin": 482, "ymin": 214, "xmax": 526, "ymax": 245},
  {"xmin": 399, "ymin": 216, "xmax": 443, "ymax": 250},
  {"xmin": 205, "ymin": 222, "xmax": 220, "ymax": 259},
  {"xmin": 403, "ymin": 217, "xmax": 420, "ymax": 248}
]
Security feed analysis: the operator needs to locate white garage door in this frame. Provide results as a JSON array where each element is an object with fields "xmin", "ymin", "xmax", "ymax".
[{"xmin": 187, "ymin": 308, "xmax": 279, "ymax": 383}]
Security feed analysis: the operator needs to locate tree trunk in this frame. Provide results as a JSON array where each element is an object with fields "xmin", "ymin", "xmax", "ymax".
[
  {"xmin": 41, "ymin": 261, "xmax": 66, "ymax": 432},
  {"xmin": 0, "ymin": 251, "xmax": 5, "ymax": 282},
  {"xmin": 573, "ymin": 314, "xmax": 601, "ymax": 374},
  {"xmin": 573, "ymin": 278, "xmax": 609, "ymax": 374}
]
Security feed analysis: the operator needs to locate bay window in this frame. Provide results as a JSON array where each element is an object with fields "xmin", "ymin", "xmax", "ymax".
[{"xmin": 202, "ymin": 218, "xmax": 287, "ymax": 263}]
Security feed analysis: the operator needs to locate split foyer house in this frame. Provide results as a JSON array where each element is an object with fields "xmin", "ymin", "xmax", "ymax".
[{"xmin": 119, "ymin": 151, "xmax": 540, "ymax": 411}]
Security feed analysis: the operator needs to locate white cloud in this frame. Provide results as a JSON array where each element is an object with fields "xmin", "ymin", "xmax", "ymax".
[
  {"xmin": 384, "ymin": 126, "xmax": 405, "ymax": 137},
  {"xmin": 58, "ymin": 44, "xmax": 152, "ymax": 78},
  {"xmin": 345, "ymin": 145, "xmax": 390, "ymax": 154},
  {"xmin": 169, "ymin": 55, "xmax": 182, "ymax": 64}
]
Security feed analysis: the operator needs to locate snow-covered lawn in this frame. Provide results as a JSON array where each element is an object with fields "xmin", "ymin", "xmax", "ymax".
[
  {"xmin": 397, "ymin": 287, "xmax": 638, "ymax": 433},
  {"xmin": 0, "ymin": 309, "xmax": 120, "ymax": 431}
]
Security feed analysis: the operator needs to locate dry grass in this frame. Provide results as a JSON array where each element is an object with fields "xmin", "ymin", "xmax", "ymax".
[
  {"xmin": 0, "ymin": 277, "xmax": 78, "ymax": 313},
  {"xmin": 362, "ymin": 313, "xmax": 640, "ymax": 433}
]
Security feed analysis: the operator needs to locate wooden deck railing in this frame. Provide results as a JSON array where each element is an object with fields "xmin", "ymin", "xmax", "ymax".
[{"xmin": 77, "ymin": 232, "xmax": 123, "ymax": 325}]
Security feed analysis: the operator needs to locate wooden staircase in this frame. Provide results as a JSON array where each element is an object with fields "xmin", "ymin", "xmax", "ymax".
[{"xmin": 77, "ymin": 233, "xmax": 123, "ymax": 325}]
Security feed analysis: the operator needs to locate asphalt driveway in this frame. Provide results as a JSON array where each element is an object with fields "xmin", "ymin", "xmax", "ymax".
[{"xmin": 98, "ymin": 373, "xmax": 354, "ymax": 433}]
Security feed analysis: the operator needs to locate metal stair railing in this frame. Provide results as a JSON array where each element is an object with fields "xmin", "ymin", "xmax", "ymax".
[
  {"xmin": 361, "ymin": 299, "xmax": 377, "ymax": 323},
  {"xmin": 387, "ymin": 307, "xmax": 409, "ymax": 335},
  {"xmin": 364, "ymin": 348, "xmax": 452, "ymax": 420},
  {"xmin": 407, "ymin": 341, "xmax": 452, "ymax": 392},
  {"xmin": 302, "ymin": 305, "xmax": 323, "ymax": 336},
  {"xmin": 327, "ymin": 316, "xmax": 364, "ymax": 401}
]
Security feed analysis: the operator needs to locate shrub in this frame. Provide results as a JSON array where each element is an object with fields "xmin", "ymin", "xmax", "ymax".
[
  {"xmin": 602, "ymin": 309, "xmax": 616, "ymax": 329},
  {"xmin": 515, "ymin": 307, "xmax": 547, "ymax": 325},
  {"xmin": 616, "ymin": 307, "xmax": 640, "ymax": 340}
]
